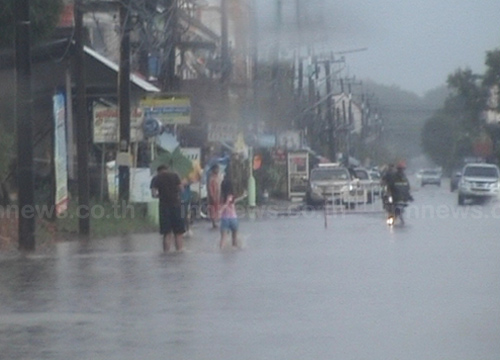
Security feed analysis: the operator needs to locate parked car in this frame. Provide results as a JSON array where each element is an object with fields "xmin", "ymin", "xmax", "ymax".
[
  {"xmin": 351, "ymin": 167, "xmax": 377, "ymax": 203},
  {"xmin": 420, "ymin": 168, "xmax": 442, "ymax": 187},
  {"xmin": 458, "ymin": 163, "xmax": 500, "ymax": 205},
  {"xmin": 305, "ymin": 164, "xmax": 351, "ymax": 207},
  {"xmin": 369, "ymin": 170, "xmax": 382, "ymax": 196}
]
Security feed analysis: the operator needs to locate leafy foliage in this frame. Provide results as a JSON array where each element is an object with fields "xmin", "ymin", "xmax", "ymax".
[
  {"xmin": 150, "ymin": 147, "xmax": 193, "ymax": 179},
  {"xmin": 483, "ymin": 49, "xmax": 500, "ymax": 88},
  {"xmin": 483, "ymin": 49, "xmax": 500, "ymax": 112},
  {"xmin": 422, "ymin": 49, "xmax": 500, "ymax": 170},
  {"xmin": 421, "ymin": 112, "xmax": 457, "ymax": 169},
  {"xmin": 0, "ymin": 0, "xmax": 64, "ymax": 48},
  {"xmin": 447, "ymin": 68, "xmax": 487, "ymax": 119},
  {"xmin": 421, "ymin": 69, "xmax": 484, "ymax": 170}
]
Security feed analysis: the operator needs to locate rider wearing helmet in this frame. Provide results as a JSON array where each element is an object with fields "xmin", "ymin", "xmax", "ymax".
[{"xmin": 388, "ymin": 161, "xmax": 413, "ymax": 203}]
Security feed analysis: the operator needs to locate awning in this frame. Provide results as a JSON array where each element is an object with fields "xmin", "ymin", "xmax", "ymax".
[{"xmin": 84, "ymin": 46, "xmax": 160, "ymax": 93}]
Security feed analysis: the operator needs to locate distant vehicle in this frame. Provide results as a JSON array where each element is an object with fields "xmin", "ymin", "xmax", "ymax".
[
  {"xmin": 458, "ymin": 163, "xmax": 500, "ymax": 205},
  {"xmin": 420, "ymin": 169, "xmax": 442, "ymax": 187},
  {"xmin": 450, "ymin": 170, "xmax": 461, "ymax": 192}
]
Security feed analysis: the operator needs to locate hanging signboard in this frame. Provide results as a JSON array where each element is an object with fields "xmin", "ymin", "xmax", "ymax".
[
  {"xmin": 287, "ymin": 151, "xmax": 309, "ymax": 200},
  {"xmin": 53, "ymin": 93, "xmax": 69, "ymax": 215},
  {"xmin": 140, "ymin": 94, "xmax": 191, "ymax": 125},
  {"xmin": 277, "ymin": 130, "xmax": 301, "ymax": 150},
  {"xmin": 93, "ymin": 104, "xmax": 144, "ymax": 143},
  {"xmin": 207, "ymin": 122, "xmax": 238, "ymax": 142}
]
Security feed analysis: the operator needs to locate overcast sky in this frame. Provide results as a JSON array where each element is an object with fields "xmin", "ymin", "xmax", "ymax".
[{"xmin": 255, "ymin": 0, "xmax": 500, "ymax": 96}]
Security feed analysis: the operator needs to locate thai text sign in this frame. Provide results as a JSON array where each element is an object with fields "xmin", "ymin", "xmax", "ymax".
[
  {"xmin": 208, "ymin": 122, "xmax": 238, "ymax": 142},
  {"xmin": 287, "ymin": 151, "xmax": 309, "ymax": 199},
  {"xmin": 93, "ymin": 104, "xmax": 144, "ymax": 143},
  {"xmin": 53, "ymin": 93, "xmax": 69, "ymax": 215},
  {"xmin": 140, "ymin": 95, "xmax": 191, "ymax": 125}
]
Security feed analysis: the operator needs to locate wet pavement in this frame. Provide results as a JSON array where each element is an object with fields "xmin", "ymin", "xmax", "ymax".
[{"xmin": 1, "ymin": 183, "xmax": 500, "ymax": 359}]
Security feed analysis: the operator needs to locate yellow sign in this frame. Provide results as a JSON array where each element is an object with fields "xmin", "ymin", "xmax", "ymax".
[{"xmin": 140, "ymin": 94, "xmax": 191, "ymax": 125}]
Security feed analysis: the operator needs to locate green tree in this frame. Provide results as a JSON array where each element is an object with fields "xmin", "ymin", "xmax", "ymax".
[
  {"xmin": 422, "ymin": 66, "xmax": 492, "ymax": 170},
  {"xmin": 421, "ymin": 111, "xmax": 456, "ymax": 169},
  {"xmin": 447, "ymin": 68, "xmax": 486, "ymax": 121},
  {"xmin": 0, "ymin": 0, "xmax": 63, "ymax": 48},
  {"xmin": 483, "ymin": 49, "xmax": 500, "ymax": 88}
]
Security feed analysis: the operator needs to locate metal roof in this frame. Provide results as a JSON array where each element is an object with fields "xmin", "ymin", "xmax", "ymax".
[{"xmin": 84, "ymin": 46, "xmax": 160, "ymax": 93}]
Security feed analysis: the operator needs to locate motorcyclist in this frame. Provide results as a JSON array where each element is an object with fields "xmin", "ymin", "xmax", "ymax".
[
  {"xmin": 381, "ymin": 163, "xmax": 396, "ymax": 188},
  {"xmin": 381, "ymin": 164, "xmax": 396, "ymax": 208},
  {"xmin": 387, "ymin": 161, "xmax": 413, "ymax": 203}
]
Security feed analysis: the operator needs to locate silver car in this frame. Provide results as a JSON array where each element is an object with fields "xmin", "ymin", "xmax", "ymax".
[
  {"xmin": 420, "ymin": 168, "xmax": 442, "ymax": 187},
  {"xmin": 305, "ymin": 165, "xmax": 351, "ymax": 206},
  {"xmin": 458, "ymin": 163, "xmax": 500, "ymax": 205}
]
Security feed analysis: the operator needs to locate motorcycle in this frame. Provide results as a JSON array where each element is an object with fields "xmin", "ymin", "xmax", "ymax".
[
  {"xmin": 385, "ymin": 195, "xmax": 408, "ymax": 226},
  {"xmin": 382, "ymin": 185, "xmax": 411, "ymax": 226}
]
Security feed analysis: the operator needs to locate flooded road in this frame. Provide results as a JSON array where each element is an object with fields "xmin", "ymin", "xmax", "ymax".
[{"xmin": 1, "ymin": 184, "xmax": 500, "ymax": 359}]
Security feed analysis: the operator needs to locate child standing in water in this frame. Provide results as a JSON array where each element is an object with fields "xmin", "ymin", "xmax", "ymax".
[{"xmin": 219, "ymin": 191, "xmax": 238, "ymax": 249}]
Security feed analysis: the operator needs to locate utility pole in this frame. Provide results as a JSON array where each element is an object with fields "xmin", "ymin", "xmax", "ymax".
[
  {"xmin": 220, "ymin": 0, "xmax": 229, "ymax": 86},
  {"xmin": 251, "ymin": 0, "xmax": 259, "ymax": 136},
  {"xmin": 305, "ymin": 56, "xmax": 315, "ymax": 146},
  {"xmin": 295, "ymin": 0, "xmax": 302, "ymax": 48},
  {"xmin": 308, "ymin": 56, "xmax": 315, "ymax": 104},
  {"xmin": 75, "ymin": 0, "xmax": 90, "ymax": 235},
  {"xmin": 270, "ymin": 0, "xmax": 282, "ymax": 132},
  {"xmin": 118, "ymin": 0, "xmax": 131, "ymax": 203},
  {"xmin": 219, "ymin": 0, "xmax": 230, "ymax": 125},
  {"xmin": 15, "ymin": 0, "xmax": 35, "ymax": 250},
  {"xmin": 325, "ymin": 60, "xmax": 335, "ymax": 162},
  {"xmin": 165, "ymin": 0, "xmax": 178, "ymax": 91},
  {"xmin": 297, "ymin": 58, "xmax": 303, "ymax": 99}
]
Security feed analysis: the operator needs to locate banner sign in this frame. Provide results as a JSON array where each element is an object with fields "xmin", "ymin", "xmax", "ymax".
[
  {"xmin": 107, "ymin": 167, "xmax": 155, "ymax": 203},
  {"xmin": 53, "ymin": 93, "xmax": 69, "ymax": 215},
  {"xmin": 140, "ymin": 95, "xmax": 191, "ymax": 125},
  {"xmin": 93, "ymin": 104, "xmax": 144, "ymax": 143},
  {"xmin": 208, "ymin": 122, "xmax": 238, "ymax": 142},
  {"xmin": 130, "ymin": 168, "xmax": 155, "ymax": 203},
  {"xmin": 277, "ymin": 130, "xmax": 301, "ymax": 150}
]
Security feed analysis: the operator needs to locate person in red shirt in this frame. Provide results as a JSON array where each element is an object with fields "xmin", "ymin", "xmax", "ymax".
[{"xmin": 219, "ymin": 192, "xmax": 238, "ymax": 249}]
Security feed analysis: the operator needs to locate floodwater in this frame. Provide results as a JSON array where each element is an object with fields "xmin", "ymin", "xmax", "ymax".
[{"xmin": 1, "ymin": 182, "xmax": 499, "ymax": 360}]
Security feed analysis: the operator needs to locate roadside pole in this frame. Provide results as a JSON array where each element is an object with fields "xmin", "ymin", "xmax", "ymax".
[
  {"xmin": 325, "ymin": 60, "xmax": 335, "ymax": 162},
  {"xmin": 75, "ymin": 0, "xmax": 90, "ymax": 235},
  {"xmin": 248, "ymin": 147, "xmax": 256, "ymax": 207},
  {"xmin": 15, "ymin": 0, "xmax": 36, "ymax": 250},
  {"xmin": 323, "ymin": 189, "xmax": 328, "ymax": 229},
  {"xmin": 118, "ymin": 0, "xmax": 131, "ymax": 203}
]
